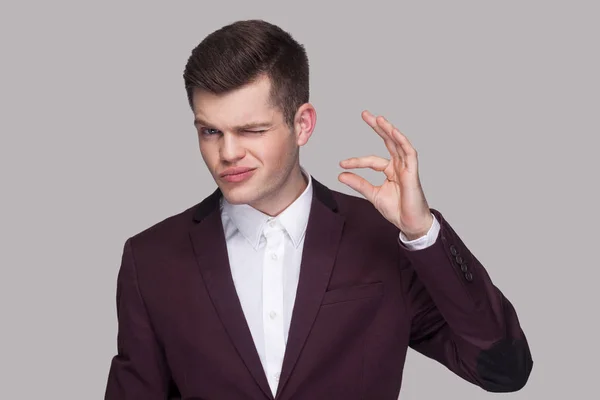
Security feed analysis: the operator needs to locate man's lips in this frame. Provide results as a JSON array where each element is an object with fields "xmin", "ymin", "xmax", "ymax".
[
  {"xmin": 220, "ymin": 167, "xmax": 256, "ymax": 177},
  {"xmin": 219, "ymin": 167, "xmax": 257, "ymax": 183}
]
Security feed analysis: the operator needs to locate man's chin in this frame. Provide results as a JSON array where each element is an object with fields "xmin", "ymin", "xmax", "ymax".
[{"xmin": 219, "ymin": 186, "xmax": 254, "ymax": 205}]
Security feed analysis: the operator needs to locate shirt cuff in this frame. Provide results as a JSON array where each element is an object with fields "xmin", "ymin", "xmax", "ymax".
[{"xmin": 397, "ymin": 213, "xmax": 440, "ymax": 251}]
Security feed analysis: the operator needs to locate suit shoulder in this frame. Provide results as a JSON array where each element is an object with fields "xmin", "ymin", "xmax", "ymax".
[
  {"xmin": 329, "ymin": 189, "xmax": 399, "ymax": 232},
  {"xmin": 127, "ymin": 200, "xmax": 202, "ymax": 248}
]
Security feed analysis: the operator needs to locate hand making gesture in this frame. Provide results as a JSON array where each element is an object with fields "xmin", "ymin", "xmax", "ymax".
[{"xmin": 338, "ymin": 110, "xmax": 434, "ymax": 240}]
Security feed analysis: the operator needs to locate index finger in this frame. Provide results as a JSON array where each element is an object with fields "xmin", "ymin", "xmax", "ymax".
[{"xmin": 361, "ymin": 110, "xmax": 400, "ymax": 159}]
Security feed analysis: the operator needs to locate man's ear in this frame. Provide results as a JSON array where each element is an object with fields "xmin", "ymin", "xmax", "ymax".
[{"xmin": 294, "ymin": 103, "xmax": 317, "ymax": 147}]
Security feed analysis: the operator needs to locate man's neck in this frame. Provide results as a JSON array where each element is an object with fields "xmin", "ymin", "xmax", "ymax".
[{"xmin": 251, "ymin": 166, "xmax": 308, "ymax": 217}]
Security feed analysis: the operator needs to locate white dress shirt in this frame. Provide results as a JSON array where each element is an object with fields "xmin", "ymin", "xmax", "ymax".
[{"xmin": 220, "ymin": 166, "xmax": 440, "ymax": 396}]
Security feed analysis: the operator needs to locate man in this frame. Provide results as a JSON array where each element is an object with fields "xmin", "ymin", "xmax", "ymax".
[{"xmin": 105, "ymin": 19, "xmax": 533, "ymax": 400}]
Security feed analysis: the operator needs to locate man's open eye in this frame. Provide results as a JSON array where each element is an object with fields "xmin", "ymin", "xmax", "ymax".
[{"xmin": 200, "ymin": 128, "xmax": 220, "ymax": 135}]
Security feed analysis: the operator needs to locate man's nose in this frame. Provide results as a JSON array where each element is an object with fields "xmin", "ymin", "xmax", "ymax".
[{"xmin": 219, "ymin": 132, "xmax": 245, "ymax": 162}]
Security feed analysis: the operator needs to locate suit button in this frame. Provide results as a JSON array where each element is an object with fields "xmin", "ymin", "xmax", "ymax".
[
  {"xmin": 455, "ymin": 255, "xmax": 464, "ymax": 264},
  {"xmin": 460, "ymin": 263, "xmax": 468, "ymax": 272},
  {"xmin": 450, "ymin": 245, "xmax": 458, "ymax": 255},
  {"xmin": 464, "ymin": 271, "xmax": 473, "ymax": 281}
]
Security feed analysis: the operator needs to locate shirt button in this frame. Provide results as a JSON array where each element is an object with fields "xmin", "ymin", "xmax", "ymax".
[
  {"xmin": 275, "ymin": 372, "xmax": 280, "ymax": 381},
  {"xmin": 269, "ymin": 311, "xmax": 277, "ymax": 319},
  {"xmin": 269, "ymin": 220, "xmax": 276, "ymax": 228},
  {"xmin": 271, "ymin": 253, "xmax": 278, "ymax": 260}
]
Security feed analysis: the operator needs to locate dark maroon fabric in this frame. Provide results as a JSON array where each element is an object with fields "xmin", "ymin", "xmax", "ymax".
[{"xmin": 104, "ymin": 177, "xmax": 532, "ymax": 399}]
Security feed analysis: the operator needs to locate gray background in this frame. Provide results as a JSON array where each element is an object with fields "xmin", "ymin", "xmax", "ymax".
[{"xmin": 1, "ymin": 0, "xmax": 598, "ymax": 398}]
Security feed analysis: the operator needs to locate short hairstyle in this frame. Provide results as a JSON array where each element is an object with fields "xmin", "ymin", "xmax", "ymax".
[{"xmin": 183, "ymin": 19, "xmax": 309, "ymax": 129}]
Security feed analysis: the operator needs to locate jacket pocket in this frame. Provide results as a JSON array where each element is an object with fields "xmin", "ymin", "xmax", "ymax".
[{"xmin": 321, "ymin": 281, "xmax": 383, "ymax": 305}]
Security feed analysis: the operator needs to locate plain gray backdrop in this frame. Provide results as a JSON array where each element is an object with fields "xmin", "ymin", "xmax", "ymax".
[{"xmin": 1, "ymin": 0, "xmax": 598, "ymax": 398}]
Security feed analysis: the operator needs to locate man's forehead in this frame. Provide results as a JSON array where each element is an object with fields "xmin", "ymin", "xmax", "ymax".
[
  {"xmin": 193, "ymin": 101, "xmax": 271, "ymax": 117},
  {"xmin": 191, "ymin": 83, "xmax": 280, "ymax": 127},
  {"xmin": 191, "ymin": 75, "xmax": 272, "ymax": 106}
]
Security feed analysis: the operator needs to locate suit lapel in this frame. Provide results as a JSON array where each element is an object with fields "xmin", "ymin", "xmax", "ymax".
[
  {"xmin": 189, "ymin": 178, "xmax": 345, "ymax": 400},
  {"xmin": 275, "ymin": 178, "xmax": 345, "ymax": 398},
  {"xmin": 189, "ymin": 188, "xmax": 273, "ymax": 400}
]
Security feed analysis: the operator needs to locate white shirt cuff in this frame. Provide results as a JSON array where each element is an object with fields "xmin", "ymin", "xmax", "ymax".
[{"xmin": 398, "ymin": 213, "xmax": 440, "ymax": 251}]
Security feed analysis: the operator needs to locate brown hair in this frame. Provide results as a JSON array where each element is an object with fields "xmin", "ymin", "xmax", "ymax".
[{"xmin": 183, "ymin": 19, "xmax": 309, "ymax": 129}]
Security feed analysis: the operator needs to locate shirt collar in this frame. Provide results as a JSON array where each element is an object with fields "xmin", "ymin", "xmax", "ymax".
[{"xmin": 220, "ymin": 166, "xmax": 313, "ymax": 250}]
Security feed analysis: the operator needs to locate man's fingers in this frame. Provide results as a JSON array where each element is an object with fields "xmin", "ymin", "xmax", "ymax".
[
  {"xmin": 338, "ymin": 171, "xmax": 376, "ymax": 202},
  {"xmin": 339, "ymin": 155, "xmax": 389, "ymax": 172},
  {"xmin": 375, "ymin": 116, "xmax": 418, "ymax": 171},
  {"xmin": 361, "ymin": 110, "xmax": 399, "ymax": 159}
]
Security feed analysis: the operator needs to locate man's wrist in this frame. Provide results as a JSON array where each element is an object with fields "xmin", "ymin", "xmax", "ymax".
[{"xmin": 401, "ymin": 213, "xmax": 434, "ymax": 240}]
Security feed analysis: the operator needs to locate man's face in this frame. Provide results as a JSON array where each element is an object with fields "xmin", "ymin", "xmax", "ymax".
[{"xmin": 192, "ymin": 75, "xmax": 302, "ymax": 212}]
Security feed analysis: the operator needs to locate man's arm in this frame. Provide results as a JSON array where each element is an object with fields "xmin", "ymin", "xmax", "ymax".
[
  {"xmin": 105, "ymin": 238, "xmax": 173, "ymax": 399},
  {"xmin": 399, "ymin": 208, "xmax": 533, "ymax": 392},
  {"xmin": 398, "ymin": 212, "xmax": 440, "ymax": 250},
  {"xmin": 337, "ymin": 111, "xmax": 532, "ymax": 391}
]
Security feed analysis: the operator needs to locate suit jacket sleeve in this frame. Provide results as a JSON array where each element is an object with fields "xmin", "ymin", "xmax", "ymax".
[
  {"xmin": 400, "ymin": 208, "xmax": 533, "ymax": 392},
  {"xmin": 105, "ymin": 238, "xmax": 173, "ymax": 400}
]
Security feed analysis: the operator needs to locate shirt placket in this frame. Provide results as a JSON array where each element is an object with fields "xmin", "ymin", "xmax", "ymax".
[{"xmin": 262, "ymin": 218, "xmax": 286, "ymax": 395}]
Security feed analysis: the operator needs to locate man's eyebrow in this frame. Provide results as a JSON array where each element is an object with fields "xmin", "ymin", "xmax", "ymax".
[
  {"xmin": 193, "ymin": 117, "xmax": 272, "ymax": 130},
  {"xmin": 193, "ymin": 117, "xmax": 211, "ymax": 127}
]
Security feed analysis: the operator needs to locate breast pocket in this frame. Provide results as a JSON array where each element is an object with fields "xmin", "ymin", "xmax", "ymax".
[{"xmin": 321, "ymin": 281, "xmax": 383, "ymax": 306}]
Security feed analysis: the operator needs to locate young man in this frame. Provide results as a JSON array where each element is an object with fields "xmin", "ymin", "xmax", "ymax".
[{"xmin": 105, "ymin": 19, "xmax": 533, "ymax": 400}]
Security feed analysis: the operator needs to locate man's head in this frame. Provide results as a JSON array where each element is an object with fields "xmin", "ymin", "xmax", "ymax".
[{"xmin": 183, "ymin": 19, "xmax": 316, "ymax": 215}]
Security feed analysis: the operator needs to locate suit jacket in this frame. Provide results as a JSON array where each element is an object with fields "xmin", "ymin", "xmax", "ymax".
[{"xmin": 104, "ymin": 177, "xmax": 533, "ymax": 399}]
